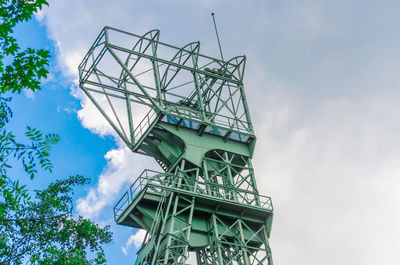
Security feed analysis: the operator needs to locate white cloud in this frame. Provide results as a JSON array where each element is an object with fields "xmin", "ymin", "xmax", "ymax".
[
  {"xmin": 254, "ymin": 92, "xmax": 400, "ymax": 264},
  {"xmin": 121, "ymin": 229, "xmax": 147, "ymax": 256},
  {"xmin": 24, "ymin": 89, "xmax": 35, "ymax": 99},
  {"xmin": 71, "ymin": 83, "xmax": 138, "ymax": 219},
  {"xmin": 186, "ymin": 253, "xmax": 198, "ymax": 265},
  {"xmin": 38, "ymin": 0, "xmax": 400, "ymax": 264},
  {"xmin": 76, "ymin": 91, "xmax": 117, "ymax": 138},
  {"xmin": 76, "ymin": 146, "xmax": 152, "ymax": 218}
]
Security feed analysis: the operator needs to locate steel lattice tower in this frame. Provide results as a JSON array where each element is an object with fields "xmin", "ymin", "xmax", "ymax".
[{"xmin": 78, "ymin": 26, "xmax": 274, "ymax": 265}]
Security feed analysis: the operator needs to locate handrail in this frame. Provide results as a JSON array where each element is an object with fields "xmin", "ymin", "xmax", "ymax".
[
  {"xmin": 132, "ymin": 108, "xmax": 158, "ymax": 143},
  {"xmin": 114, "ymin": 169, "xmax": 164, "ymax": 221},
  {"xmin": 164, "ymin": 102, "xmax": 253, "ymax": 133},
  {"xmin": 114, "ymin": 169, "xmax": 273, "ymax": 221}
]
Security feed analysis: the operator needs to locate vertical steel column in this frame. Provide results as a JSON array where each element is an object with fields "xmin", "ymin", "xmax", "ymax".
[
  {"xmin": 80, "ymin": 27, "xmax": 275, "ymax": 265},
  {"xmin": 211, "ymin": 214, "xmax": 225, "ymax": 265}
]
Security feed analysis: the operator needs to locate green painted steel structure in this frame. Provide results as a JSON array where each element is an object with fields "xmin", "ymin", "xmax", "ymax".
[{"xmin": 79, "ymin": 26, "xmax": 274, "ymax": 265}]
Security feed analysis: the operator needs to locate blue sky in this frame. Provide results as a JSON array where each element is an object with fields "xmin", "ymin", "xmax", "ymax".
[
  {"xmin": 9, "ymin": 1, "xmax": 400, "ymax": 264},
  {"xmin": 10, "ymin": 19, "xmax": 115, "ymax": 191},
  {"xmin": 10, "ymin": 19, "xmax": 130, "ymax": 263}
]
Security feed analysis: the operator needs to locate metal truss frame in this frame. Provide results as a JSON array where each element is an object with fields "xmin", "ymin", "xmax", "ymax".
[
  {"xmin": 79, "ymin": 27, "xmax": 274, "ymax": 265},
  {"xmin": 115, "ymin": 150, "xmax": 273, "ymax": 265},
  {"xmin": 78, "ymin": 27, "xmax": 254, "ymax": 151}
]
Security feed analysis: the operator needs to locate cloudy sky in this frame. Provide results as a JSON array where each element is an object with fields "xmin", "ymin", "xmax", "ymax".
[{"xmin": 12, "ymin": 0, "xmax": 400, "ymax": 264}]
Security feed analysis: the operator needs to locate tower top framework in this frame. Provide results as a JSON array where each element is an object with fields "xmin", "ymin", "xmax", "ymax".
[
  {"xmin": 79, "ymin": 26, "xmax": 274, "ymax": 265},
  {"xmin": 79, "ymin": 27, "xmax": 254, "ymax": 155}
]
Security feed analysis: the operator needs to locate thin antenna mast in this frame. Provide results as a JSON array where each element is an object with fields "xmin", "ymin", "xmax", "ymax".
[{"xmin": 211, "ymin": 12, "xmax": 224, "ymax": 61}]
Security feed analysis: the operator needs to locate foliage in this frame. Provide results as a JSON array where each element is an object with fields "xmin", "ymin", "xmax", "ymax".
[
  {"xmin": 0, "ymin": 175, "xmax": 112, "ymax": 264},
  {"xmin": 0, "ymin": 0, "xmax": 50, "ymax": 94},
  {"xmin": 0, "ymin": 125, "xmax": 113, "ymax": 264},
  {"xmin": 0, "ymin": 1, "xmax": 113, "ymax": 264},
  {"xmin": 0, "ymin": 0, "xmax": 50, "ymax": 126},
  {"xmin": 0, "ymin": 96, "xmax": 12, "ymax": 127},
  {"xmin": 0, "ymin": 127, "xmax": 60, "ymax": 179}
]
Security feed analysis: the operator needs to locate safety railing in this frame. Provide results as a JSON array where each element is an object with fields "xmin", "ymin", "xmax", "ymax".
[
  {"xmin": 163, "ymin": 102, "xmax": 254, "ymax": 136},
  {"xmin": 114, "ymin": 169, "xmax": 161, "ymax": 221},
  {"xmin": 132, "ymin": 108, "xmax": 159, "ymax": 144},
  {"xmin": 114, "ymin": 169, "xmax": 273, "ymax": 221},
  {"xmin": 160, "ymin": 114, "xmax": 253, "ymax": 145},
  {"xmin": 113, "ymin": 191, "xmax": 130, "ymax": 221}
]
